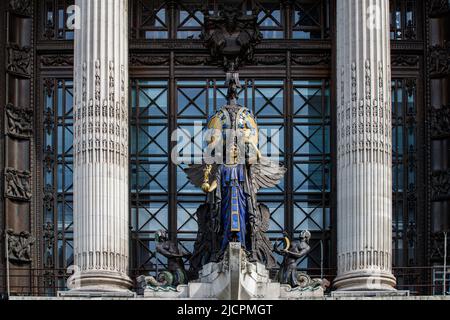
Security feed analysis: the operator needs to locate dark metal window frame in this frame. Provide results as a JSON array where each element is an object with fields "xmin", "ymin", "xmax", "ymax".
[{"xmin": 31, "ymin": 0, "xmax": 434, "ymax": 295}]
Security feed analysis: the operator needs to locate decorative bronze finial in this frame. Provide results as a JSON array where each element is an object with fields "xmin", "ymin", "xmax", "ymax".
[{"xmin": 226, "ymin": 72, "xmax": 241, "ymax": 104}]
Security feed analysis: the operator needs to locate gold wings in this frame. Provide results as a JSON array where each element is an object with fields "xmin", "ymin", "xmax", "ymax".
[{"xmin": 249, "ymin": 157, "xmax": 286, "ymax": 192}]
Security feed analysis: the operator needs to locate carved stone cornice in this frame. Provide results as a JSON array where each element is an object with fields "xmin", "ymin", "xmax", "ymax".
[
  {"xmin": 4, "ymin": 167, "xmax": 32, "ymax": 201},
  {"xmin": 430, "ymin": 104, "xmax": 450, "ymax": 139},
  {"xmin": 429, "ymin": 42, "xmax": 450, "ymax": 78},
  {"xmin": 6, "ymin": 229, "xmax": 35, "ymax": 264},
  {"xmin": 129, "ymin": 55, "xmax": 169, "ymax": 66},
  {"xmin": 174, "ymin": 56, "xmax": 208, "ymax": 66},
  {"xmin": 5, "ymin": 103, "xmax": 33, "ymax": 140},
  {"xmin": 129, "ymin": 39, "xmax": 332, "ymax": 52},
  {"xmin": 40, "ymin": 55, "xmax": 74, "ymax": 67},
  {"xmin": 6, "ymin": 43, "xmax": 32, "ymax": 78},
  {"xmin": 254, "ymin": 55, "xmax": 286, "ymax": 65},
  {"xmin": 291, "ymin": 53, "xmax": 331, "ymax": 66},
  {"xmin": 431, "ymin": 169, "xmax": 450, "ymax": 201},
  {"xmin": 390, "ymin": 41, "xmax": 424, "ymax": 52},
  {"xmin": 9, "ymin": 0, "xmax": 32, "ymax": 17},
  {"xmin": 391, "ymin": 55, "xmax": 420, "ymax": 67}
]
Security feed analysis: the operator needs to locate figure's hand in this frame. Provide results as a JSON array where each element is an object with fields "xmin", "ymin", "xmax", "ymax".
[{"xmin": 201, "ymin": 183, "xmax": 211, "ymax": 193}]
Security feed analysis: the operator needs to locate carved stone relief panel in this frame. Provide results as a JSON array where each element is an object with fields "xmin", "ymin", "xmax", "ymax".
[
  {"xmin": 5, "ymin": 103, "xmax": 33, "ymax": 139},
  {"xmin": 429, "ymin": 0, "xmax": 450, "ymax": 17},
  {"xmin": 4, "ymin": 167, "xmax": 32, "ymax": 201},
  {"xmin": 40, "ymin": 55, "xmax": 74, "ymax": 67},
  {"xmin": 392, "ymin": 55, "xmax": 420, "ymax": 67},
  {"xmin": 431, "ymin": 169, "xmax": 450, "ymax": 200},
  {"xmin": 431, "ymin": 104, "xmax": 450, "ymax": 139},
  {"xmin": 6, "ymin": 229, "xmax": 35, "ymax": 264},
  {"xmin": 429, "ymin": 42, "xmax": 450, "ymax": 77},
  {"xmin": 6, "ymin": 44, "xmax": 32, "ymax": 78},
  {"xmin": 9, "ymin": 0, "xmax": 32, "ymax": 17}
]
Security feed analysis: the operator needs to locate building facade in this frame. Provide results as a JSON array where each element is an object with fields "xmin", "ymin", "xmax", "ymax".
[{"xmin": 0, "ymin": 0, "xmax": 449, "ymax": 296}]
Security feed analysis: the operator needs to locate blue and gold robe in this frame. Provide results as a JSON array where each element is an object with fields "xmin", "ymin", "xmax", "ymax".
[{"xmin": 220, "ymin": 164, "xmax": 249, "ymax": 251}]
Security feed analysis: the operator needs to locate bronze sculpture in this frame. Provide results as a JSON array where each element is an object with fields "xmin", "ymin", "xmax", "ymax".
[
  {"xmin": 274, "ymin": 231, "xmax": 312, "ymax": 288},
  {"xmin": 138, "ymin": 230, "xmax": 191, "ymax": 290},
  {"xmin": 155, "ymin": 230, "xmax": 191, "ymax": 286},
  {"xmin": 185, "ymin": 72, "xmax": 286, "ymax": 277},
  {"xmin": 202, "ymin": 4, "xmax": 262, "ymax": 71}
]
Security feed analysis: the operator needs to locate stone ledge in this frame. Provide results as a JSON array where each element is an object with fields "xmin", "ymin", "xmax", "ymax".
[
  {"xmin": 57, "ymin": 290, "xmax": 136, "ymax": 298},
  {"xmin": 7, "ymin": 295, "xmax": 450, "ymax": 301},
  {"xmin": 331, "ymin": 290, "xmax": 410, "ymax": 298}
]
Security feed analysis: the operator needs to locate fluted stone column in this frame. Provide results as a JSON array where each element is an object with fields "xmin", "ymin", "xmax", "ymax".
[
  {"xmin": 334, "ymin": 0, "xmax": 396, "ymax": 291},
  {"xmin": 70, "ymin": 0, "xmax": 131, "ymax": 291}
]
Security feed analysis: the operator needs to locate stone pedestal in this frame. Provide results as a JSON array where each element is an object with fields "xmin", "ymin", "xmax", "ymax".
[
  {"xmin": 140, "ymin": 243, "xmax": 326, "ymax": 300},
  {"xmin": 68, "ymin": 0, "xmax": 132, "ymax": 292},
  {"xmin": 334, "ymin": 0, "xmax": 396, "ymax": 291}
]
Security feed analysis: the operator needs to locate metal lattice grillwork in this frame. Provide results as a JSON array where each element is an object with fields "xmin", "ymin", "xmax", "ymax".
[
  {"xmin": 130, "ymin": 80, "xmax": 170, "ymax": 273},
  {"xmin": 392, "ymin": 78, "xmax": 419, "ymax": 293},
  {"xmin": 129, "ymin": 78, "xmax": 332, "ymax": 276},
  {"xmin": 129, "ymin": 0, "xmax": 331, "ymax": 40},
  {"xmin": 292, "ymin": 0, "xmax": 330, "ymax": 39},
  {"xmin": 42, "ymin": 0, "xmax": 75, "ymax": 40},
  {"xmin": 390, "ymin": 0, "xmax": 418, "ymax": 40},
  {"xmin": 291, "ymin": 80, "xmax": 331, "ymax": 272},
  {"xmin": 130, "ymin": 0, "xmax": 170, "ymax": 39},
  {"xmin": 42, "ymin": 79, "xmax": 74, "ymax": 295},
  {"xmin": 32, "ymin": 0, "xmax": 434, "ymax": 295}
]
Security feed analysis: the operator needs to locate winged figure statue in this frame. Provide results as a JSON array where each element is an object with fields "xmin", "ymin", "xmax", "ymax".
[{"xmin": 184, "ymin": 73, "xmax": 286, "ymax": 278}]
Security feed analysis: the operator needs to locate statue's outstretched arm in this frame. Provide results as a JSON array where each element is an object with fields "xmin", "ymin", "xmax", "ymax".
[
  {"xmin": 157, "ymin": 245, "xmax": 184, "ymax": 258},
  {"xmin": 181, "ymin": 249, "xmax": 192, "ymax": 258},
  {"xmin": 283, "ymin": 246, "xmax": 311, "ymax": 259}
]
